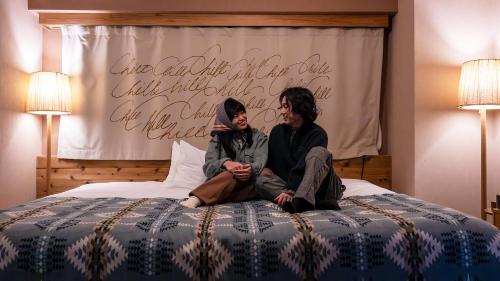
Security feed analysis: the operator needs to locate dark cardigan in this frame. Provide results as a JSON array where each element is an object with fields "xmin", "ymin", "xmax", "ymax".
[{"xmin": 266, "ymin": 120, "xmax": 328, "ymax": 191}]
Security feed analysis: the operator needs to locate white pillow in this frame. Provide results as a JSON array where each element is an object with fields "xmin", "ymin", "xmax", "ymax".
[
  {"xmin": 179, "ymin": 140, "xmax": 206, "ymax": 167},
  {"xmin": 163, "ymin": 141, "xmax": 180, "ymax": 184},
  {"xmin": 163, "ymin": 140, "xmax": 207, "ymax": 191}
]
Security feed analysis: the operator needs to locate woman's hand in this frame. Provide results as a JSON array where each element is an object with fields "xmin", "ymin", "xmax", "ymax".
[
  {"xmin": 223, "ymin": 161, "xmax": 243, "ymax": 172},
  {"xmin": 274, "ymin": 192, "xmax": 294, "ymax": 206},
  {"xmin": 233, "ymin": 164, "xmax": 252, "ymax": 181},
  {"xmin": 224, "ymin": 161, "xmax": 252, "ymax": 181}
]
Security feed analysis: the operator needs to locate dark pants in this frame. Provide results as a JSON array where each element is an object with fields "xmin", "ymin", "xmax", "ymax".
[{"xmin": 255, "ymin": 147, "xmax": 333, "ymax": 207}]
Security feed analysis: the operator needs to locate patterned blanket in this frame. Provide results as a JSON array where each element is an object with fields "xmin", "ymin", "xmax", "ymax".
[{"xmin": 0, "ymin": 194, "xmax": 499, "ymax": 281}]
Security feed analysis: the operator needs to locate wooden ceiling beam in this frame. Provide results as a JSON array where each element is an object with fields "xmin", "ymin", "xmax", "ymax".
[{"xmin": 39, "ymin": 13, "xmax": 389, "ymax": 28}]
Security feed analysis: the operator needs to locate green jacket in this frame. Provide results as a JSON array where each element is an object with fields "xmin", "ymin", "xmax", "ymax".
[{"xmin": 203, "ymin": 129, "xmax": 268, "ymax": 180}]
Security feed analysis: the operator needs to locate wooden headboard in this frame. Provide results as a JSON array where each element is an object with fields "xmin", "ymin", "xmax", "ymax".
[{"xmin": 36, "ymin": 155, "xmax": 391, "ymax": 198}]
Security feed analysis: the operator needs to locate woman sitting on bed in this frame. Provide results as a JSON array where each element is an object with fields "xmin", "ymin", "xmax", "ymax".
[{"xmin": 180, "ymin": 98, "xmax": 268, "ymax": 208}]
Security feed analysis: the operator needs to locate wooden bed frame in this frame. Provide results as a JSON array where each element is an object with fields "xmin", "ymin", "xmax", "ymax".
[{"xmin": 36, "ymin": 155, "xmax": 391, "ymax": 198}]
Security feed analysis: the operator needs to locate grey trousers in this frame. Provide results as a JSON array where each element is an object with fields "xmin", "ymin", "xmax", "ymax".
[{"xmin": 255, "ymin": 147, "xmax": 332, "ymax": 206}]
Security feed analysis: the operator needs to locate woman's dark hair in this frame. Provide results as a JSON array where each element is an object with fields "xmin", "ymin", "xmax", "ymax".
[
  {"xmin": 279, "ymin": 87, "xmax": 318, "ymax": 122},
  {"xmin": 218, "ymin": 98, "xmax": 253, "ymax": 159}
]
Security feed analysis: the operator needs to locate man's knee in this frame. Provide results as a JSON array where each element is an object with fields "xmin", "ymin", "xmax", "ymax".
[
  {"xmin": 305, "ymin": 146, "xmax": 332, "ymax": 163},
  {"xmin": 255, "ymin": 174, "xmax": 270, "ymax": 193},
  {"xmin": 255, "ymin": 173, "xmax": 283, "ymax": 200},
  {"xmin": 255, "ymin": 175, "xmax": 264, "ymax": 188}
]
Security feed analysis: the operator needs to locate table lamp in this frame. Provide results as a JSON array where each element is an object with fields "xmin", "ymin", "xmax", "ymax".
[
  {"xmin": 458, "ymin": 59, "xmax": 500, "ymax": 220},
  {"xmin": 27, "ymin": 72, "xmax": 72, "ymax": 195}
]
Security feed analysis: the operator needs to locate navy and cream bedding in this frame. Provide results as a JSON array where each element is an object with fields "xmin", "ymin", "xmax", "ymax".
[{"xmin": 0, "ymin": 180, "xmax": 499, "ymax": 281}]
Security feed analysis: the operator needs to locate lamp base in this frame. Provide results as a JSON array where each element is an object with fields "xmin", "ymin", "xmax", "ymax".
[
  {"xmin": 46, "ymin": 114, "xmax": 52, "ymax": 195},
  {"xmin": 480, "ymin": 109, "xmax": 486, "ymax": 220}
]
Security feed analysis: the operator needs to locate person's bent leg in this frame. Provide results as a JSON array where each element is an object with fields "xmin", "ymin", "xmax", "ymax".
[
  {"xmin": 188, "ymin": 171, "xmax": 238, "ymax": 206},
  {"xmin": 293, "ymin": 147, "xmax": 332, "ymax": 212},
  {"xmin": 255, "ymin": 169, "xmax": 289, "ymax": 202},
  {"xmin": 222, "ymin": 180, "xmax": 259, "ymax": 204}
]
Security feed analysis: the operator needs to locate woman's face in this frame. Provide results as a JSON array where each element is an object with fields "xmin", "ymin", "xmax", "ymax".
[{"xmin": 231, "ymin": 111, "xmax": 248, "ymax": 130}]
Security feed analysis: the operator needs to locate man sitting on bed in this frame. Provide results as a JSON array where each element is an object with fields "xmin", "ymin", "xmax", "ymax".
[{"xmin": 255, "ymin": 87, "xmax": 345, "ymax": 213}]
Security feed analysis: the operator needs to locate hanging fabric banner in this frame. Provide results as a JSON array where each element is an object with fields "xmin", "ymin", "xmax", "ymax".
[{"xmin": 59, "ymin": 26, "xmax": 383, "ymax": 160}]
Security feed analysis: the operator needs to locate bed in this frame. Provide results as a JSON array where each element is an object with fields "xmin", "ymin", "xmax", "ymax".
[{"xmin": 1, "ymin": 171, "xmax": 499, "ymax": 281}]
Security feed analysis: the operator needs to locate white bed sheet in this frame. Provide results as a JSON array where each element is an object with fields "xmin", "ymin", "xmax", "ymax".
[
  {"xmin": 50, "ymin": 178, "xmax": 393, "ymax": 199},
  {"xmin": 341, "ymin": 178, "xmax": 394, "ymax": 197},
  {"xmin": 50, "ymin": 181, "xmax": 190, "ymax": 199}
]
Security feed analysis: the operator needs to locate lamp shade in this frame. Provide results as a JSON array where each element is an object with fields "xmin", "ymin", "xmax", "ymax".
[
  {"xmin": 27, "ymin": 71, "xmax": 72, "ymax": 115},
  {"xmin": 458, "ymin": 59, "xmax": 500, "ymax": 110}
]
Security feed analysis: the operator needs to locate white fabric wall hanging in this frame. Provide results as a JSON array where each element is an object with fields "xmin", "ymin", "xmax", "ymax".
[{"xmin": 59, "ymin": 26, "xmax": 383, "ymax": 160}]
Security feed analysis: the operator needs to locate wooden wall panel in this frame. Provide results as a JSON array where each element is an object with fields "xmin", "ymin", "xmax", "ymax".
[
  {"xmin": 36, "ymin": 155, "xmax": 391, "ymax": 198},
  {"xmin": 36, "ymin": 158, "xmax": 171, "ymax": 197}
]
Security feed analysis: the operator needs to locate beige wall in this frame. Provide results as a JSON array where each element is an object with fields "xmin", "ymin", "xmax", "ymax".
[
  {"xmin": 371, "ymin": 0, "xmax": 500, "ymax": 219},
  {"xmin": 489, "ymin": 110, "xmax": 500, "ymax": 212},
  {"xmin": 490, "ymin": 0, "xmax": 500, "ymax": 214},
  {"xmin": 0, "ymin": 0, "xmax": 42, "ymax": 208},
  {"xmin": 414, "ymin": 0, "xmax": 500, "ymax": 217},
  {"xmin": 383, "ymin": 0, "xmax": 414, "ymax": 195}
]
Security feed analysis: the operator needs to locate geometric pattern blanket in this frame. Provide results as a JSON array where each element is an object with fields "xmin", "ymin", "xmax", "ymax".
[{"xmin": 0, "ymin": 194, "xmax": 499, "ymax": 281}]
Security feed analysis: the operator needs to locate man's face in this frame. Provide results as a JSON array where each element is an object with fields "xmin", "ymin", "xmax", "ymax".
[{"xmin": 279, "ymin": 97, "xmax": 302, "ymax": 128}]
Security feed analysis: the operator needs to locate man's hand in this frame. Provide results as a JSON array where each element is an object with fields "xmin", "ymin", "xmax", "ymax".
[
  {"xmin": 274, "ymin": 192, "xmax": 293, "ymax": 206},
  {"xmin": 233, "ymin": 164, "xmax": 252, "ymax": 181}
]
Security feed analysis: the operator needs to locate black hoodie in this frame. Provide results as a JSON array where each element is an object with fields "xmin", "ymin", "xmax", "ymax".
[{"xmin": 266, "ymin": 120, "xmax": 328, "ymax": 190}]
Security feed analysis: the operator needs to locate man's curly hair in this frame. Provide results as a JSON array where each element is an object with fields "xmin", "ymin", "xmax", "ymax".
[{"xmin": 279, "ymin": 87, "xmax": 318, "ymax": 122}]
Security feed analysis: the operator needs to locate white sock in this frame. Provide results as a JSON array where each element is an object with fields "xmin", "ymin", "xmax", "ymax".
[{"xmin": 180, "ymin": 196, "xmax": 201, "ymax": 208}]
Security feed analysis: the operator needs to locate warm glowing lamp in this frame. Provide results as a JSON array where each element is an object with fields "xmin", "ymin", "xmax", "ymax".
[
  {"xmin": 458, "ymin": 59, "xmax": 500, "ymax": 220},
  {"xmin": 27, "ymin": 72, "xmax": 72, "ymax": 195}
]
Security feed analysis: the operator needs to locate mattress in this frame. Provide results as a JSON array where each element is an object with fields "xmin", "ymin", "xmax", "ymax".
[
  {"xmin": 0, "ymin": 180, "xmax": 498, "ymax": 281},
  {"xmin": 48, "ymin": 178, "xmax": 394, "ymax": 199}
]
